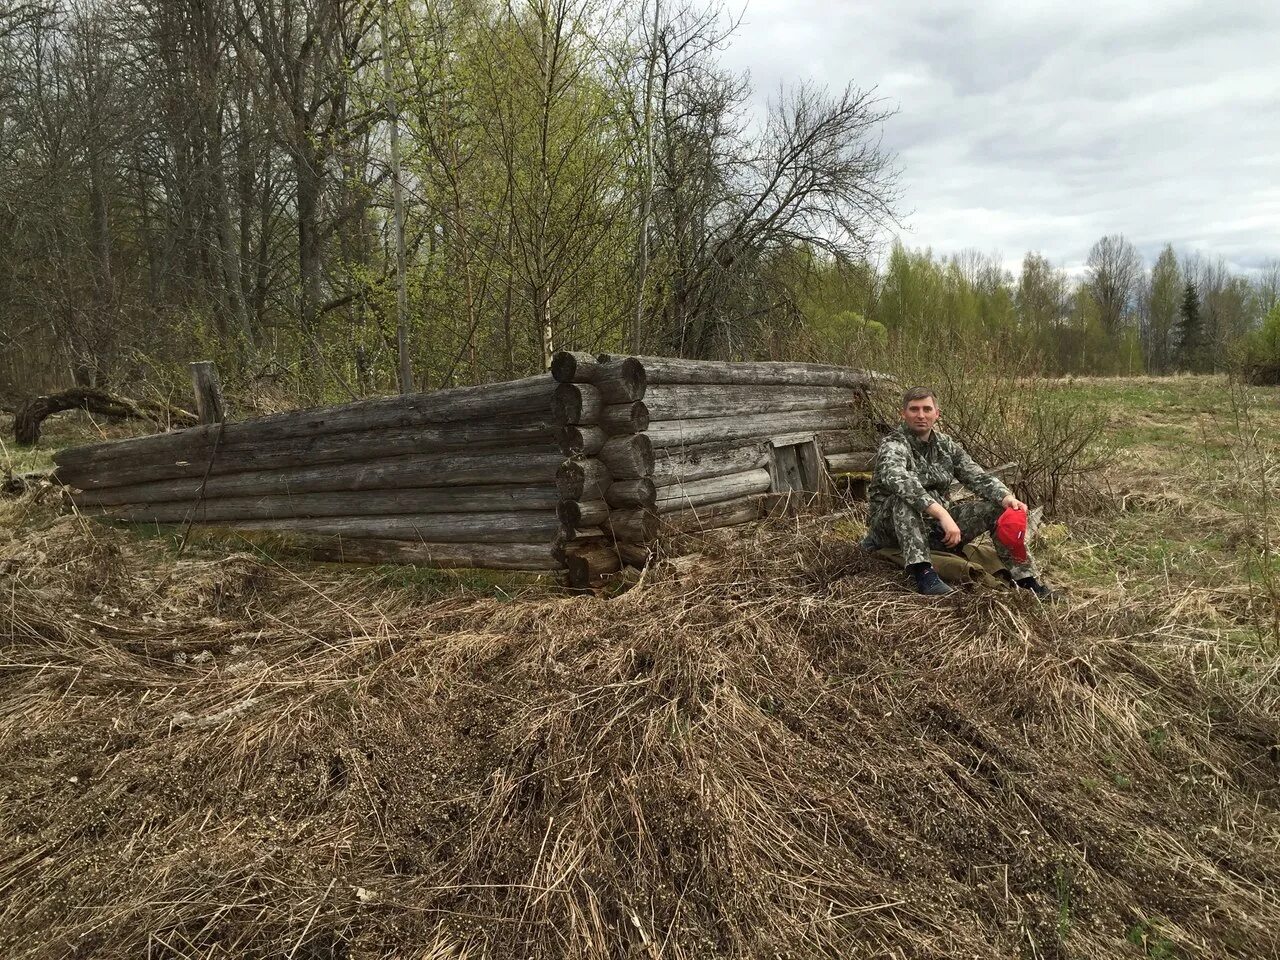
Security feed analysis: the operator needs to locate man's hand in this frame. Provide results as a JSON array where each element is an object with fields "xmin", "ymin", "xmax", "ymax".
[
  {"xmin": 926, "ymin": 503, "xmax": 963, "ymax": 547},
  {"xmin": 1001, "ymin": 493, "xmax": 1027, "ymax": 512}
]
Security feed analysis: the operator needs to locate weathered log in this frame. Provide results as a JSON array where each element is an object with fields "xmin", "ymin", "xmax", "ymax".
[
  {"xmin": 641, "ymin": 384, "xmax": 857, "ymax": 421},
  {"xmin": 825, "ymin": 450, "xmax": 875, "ymax": 474},
  {"xmin": 606, "ymin": 507, "xmax": 658, "ymax": 542},
  {"xmin": 652, "ymin": 440, "xmax": 769, "ymax": 487},
  {"xmin": 560, "ymin": 525, "xmax": 605, "ymax": 542},
  {"xmin": 557, "ymin": 499, "xmax": 609, "ymax": 527},
  {"xmin": 599, "ymin": 401, "xmax": 649, "ymax": 435},
  {"xmin": 550, "ymin": 351, "xmax": 604, "ymax": 383},
  {"xmin": 817, "ymin": 429, "xmax": 879, "ymax": 456},
  {"xmin": 216, "ymin": 511, "xmax": 563, "ymax": 543},
  {"xmin": 655, "ymin": 468, "xmax": 772, "ymax": 514},
  {"xmin": 289, "ymin": 536, "xmax": 561, "ymax": 570},
  {"xmin": 54, "ymin": 374, "xmax": 555, "ymax": 473},
  {"xmin": 556, "ymin": 425, "xmax": 607, "ymax": 456},
  {"xmin": 604, "ymin": 477, "xmax": 656, "ymax": 508},
  {"xmin": 189, "ymin": 361, "xmax": 227, "ymax": 424},
  {"xmin": 598, "ymin": 434, "xmax": 655, "ymax": 479},
  {"xmin": 57, "ymin": 413, "xmax": 559, "ymax": 490},
  {"xmin": 661, "ymin": 495, "xmax": 763, "ymax": 533},
  {"xmin": 646, "ymin": 408, "xmax": 856, "ymax": 449},
  {"xmin": 635, "ymin": 356, "xmax": 874, "ymax": 390},
  {"xmin": 555, "ymin": 458, "xmax": 612, "ymax": 501},
  {"xmin": 616, "ymin": 541, "xmax": 651, "ymax": 568},
  {"xmin": 552, "ymin": 382, "xmax": 603, "ymax": 425},
  {"xmin": 13, "ymin": 388, "xmax": 197, "ymax": 446},
  {"xmin": 86, "ymin": 484, "xmax": 561, "ymax": 524},
  {"xmin": 563, "ymin": 542, "xmax": 622, "ymax": 587},
  {"xmin": 73, "ymin": 450, "xmax": 567, "ymax": 507},
  {"xmin": 592, "ymin": 358, "xmax": 647, "ymax": 403}
]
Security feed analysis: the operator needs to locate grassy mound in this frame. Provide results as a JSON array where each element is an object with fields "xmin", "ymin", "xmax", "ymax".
[{"xmin": 2, "ymin": 507, "xmax": 1278, "ymax": 959}]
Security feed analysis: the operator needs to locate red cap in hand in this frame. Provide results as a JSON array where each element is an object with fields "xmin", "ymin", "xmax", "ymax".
[{"xmin": 994, "ymin": 507, "xmax": 1029, "ymax": 564}]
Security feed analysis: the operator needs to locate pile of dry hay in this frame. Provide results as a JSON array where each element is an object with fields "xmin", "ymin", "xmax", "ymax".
[{"xmin": 2, "ymin": 509, "xmax": 1279, "ymax": 959}]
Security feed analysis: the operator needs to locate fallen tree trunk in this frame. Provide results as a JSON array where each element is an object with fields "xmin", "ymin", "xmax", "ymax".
[
  {"xmin": 641, "ymin": 384, "xmax": 857, "ymax": 421},
  {"xmin": 13, "ymin": 388, "xmax": 197, "ymax": 446},
  {"xmin": 646, "ymin": 408, "xmax": 856, "ymax": 449},
  {"xmin": 656, "ymin": 468, "xmax": 772, "ymax": 514},
  {"xmin": 56, "ymin": 414, "xmax": 559, "ymax": 490},
  {"xmin": 71, "ymin": 450, "xmax": 567, "ymax": 507},
  {"xmin": 53, "ymin": 374, "xmax": 555, "ymax": 474},
  {"xmin": 84, "ymin": 484, "xmax": 562, "ymax": 524}
]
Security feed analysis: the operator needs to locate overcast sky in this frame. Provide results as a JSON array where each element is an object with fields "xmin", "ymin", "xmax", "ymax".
[{"xmin": 719, "ymin": 0, "xmax": 1280, "ymax": 275}]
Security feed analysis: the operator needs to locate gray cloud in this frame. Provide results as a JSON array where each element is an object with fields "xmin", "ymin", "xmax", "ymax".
[{"xmin": 720, "ymin": 0, "xmax": 1280, "ymax": 274}]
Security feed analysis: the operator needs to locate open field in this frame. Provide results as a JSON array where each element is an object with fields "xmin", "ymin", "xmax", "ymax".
[{"xmin": 1, "ymin": 375, "xmax": 1278, "ymax": 959}]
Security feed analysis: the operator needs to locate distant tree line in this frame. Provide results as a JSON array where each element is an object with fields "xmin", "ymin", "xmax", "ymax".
[
  {"xmin": 0, "ymin": 0, "xmax": 1275, "ymax": 405},
  {"xmin": 802, "ymin": 238, "xmax": 1279, "ymax": 378}
]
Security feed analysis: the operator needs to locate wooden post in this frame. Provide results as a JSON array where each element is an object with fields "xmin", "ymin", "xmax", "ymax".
[{"xmin": 189, "ymin": 361, "xmax": 226, "ymax": 425}]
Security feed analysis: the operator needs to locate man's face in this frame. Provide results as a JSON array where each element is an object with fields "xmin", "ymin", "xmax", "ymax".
[{"xmin": 901, "ymin": 397, "xmax": 940, "ymax": 437}]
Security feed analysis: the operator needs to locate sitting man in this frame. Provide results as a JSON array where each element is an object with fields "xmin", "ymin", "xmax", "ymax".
[{"xmin": 862, "ymin": 385, "xmax": 1055, "ymax": 598}]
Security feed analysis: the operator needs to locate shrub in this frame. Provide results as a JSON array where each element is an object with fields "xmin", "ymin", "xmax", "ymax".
[
  {"xmin": 1240, "ymin": 303, "xmax": 1280, "ymax": 385},
  {"xmin": 874, "ymin": 338, "xmax": 1112, "ymax": 513}
]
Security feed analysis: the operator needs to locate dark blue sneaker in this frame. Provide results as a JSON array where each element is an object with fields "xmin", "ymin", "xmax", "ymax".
[{"xmin": 912, "ymin": 565, "xmax": 953, "ymax": 596}]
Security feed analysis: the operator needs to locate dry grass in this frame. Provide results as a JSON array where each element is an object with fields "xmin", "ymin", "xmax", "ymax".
[{"xmin": 2, "ymin": 500, "xmax": 1279, "ymax": 959}]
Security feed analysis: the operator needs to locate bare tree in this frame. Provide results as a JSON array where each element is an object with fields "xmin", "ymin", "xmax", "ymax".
[{"xmin": 1084, "ymin": 234, "xmax": 1143, "ymax": 338}]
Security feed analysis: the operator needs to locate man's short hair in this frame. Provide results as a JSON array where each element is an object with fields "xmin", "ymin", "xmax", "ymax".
[{"xmin": 901, "ymin": 386, "xmax": 938, "ymax": 409}]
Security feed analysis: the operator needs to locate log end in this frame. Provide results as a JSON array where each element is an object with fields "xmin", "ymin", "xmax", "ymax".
[
  {"xmin": 562, "ymin": 541, "xmax": 622, "ymax": 588},
  {"xmin": 551, "ymin": 351, "xmax": 596, "ymax": 383},
  {"xmin": 556, "ymin": 424, "xmax": 606, "ymax": 456},
  {"xmin": 617, "ymin": 357, "xmax": 646, "ymax": 397}
]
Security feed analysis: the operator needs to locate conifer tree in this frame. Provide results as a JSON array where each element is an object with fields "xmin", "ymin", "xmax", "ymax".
[{"xmin": 1176, "ymin": 280, "xmax": 1204, "ymax": 371}]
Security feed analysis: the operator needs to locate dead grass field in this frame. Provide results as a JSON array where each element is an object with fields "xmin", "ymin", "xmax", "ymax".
[{"xmin": 1, "ymin": 375, "xmax": 1277, "ymax": 959}]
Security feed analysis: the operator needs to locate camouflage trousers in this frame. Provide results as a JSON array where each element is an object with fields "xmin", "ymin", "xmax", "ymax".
[{"xmin": 865, "ymin": 497, "xmax": 1037, "ymax": 580}]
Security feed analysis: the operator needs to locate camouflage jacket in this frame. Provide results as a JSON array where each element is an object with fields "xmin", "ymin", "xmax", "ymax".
[{"xmin": 869, "ymin": 424, "xmax": 1010, "ymax": 517}]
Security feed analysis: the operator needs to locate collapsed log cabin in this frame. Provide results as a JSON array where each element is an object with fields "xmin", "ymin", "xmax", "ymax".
[{"xmin": 53, "ymin": 354, "xmax": 882, "ymax": 586}]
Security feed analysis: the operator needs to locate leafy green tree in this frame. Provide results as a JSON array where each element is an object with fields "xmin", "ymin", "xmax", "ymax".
[
  {"xmin": 1145, "ymin": 244, "xmax": 1181, "ymax": 373},
  {"xmin": 1016, "ymin": 252, "xmax": 1063, "ymax": 339}
]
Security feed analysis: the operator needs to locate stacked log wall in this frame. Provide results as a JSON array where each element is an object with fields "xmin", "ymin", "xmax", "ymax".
[
  {"xmin": 54, "ymin": 375, "xmax": 570, "ymax": 571},
  {"xmin": 550, "ymin": 353, "xmax": 651, "ymax": 583},
  {"xmin": 616, "ymin": 355, "xmax": 879, "ymax": 537},
  {"xmin": 55, "ymin": 355, "xmax": 883, "ymax": 579}
]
